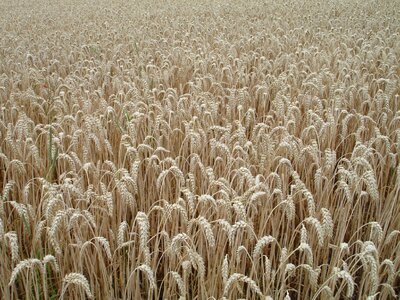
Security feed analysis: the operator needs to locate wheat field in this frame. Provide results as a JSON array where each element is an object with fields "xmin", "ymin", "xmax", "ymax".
[{"xmin": 1, "ymin": 0, "xmax": 400, "ymax": 299}]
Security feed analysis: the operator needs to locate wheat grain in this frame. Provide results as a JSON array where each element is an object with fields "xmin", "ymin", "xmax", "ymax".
[
  {"xmin": 285, "ymin": 263, "xmax": 296, "ymax": 278},
  {"xmin": 48, "ymin": 210, "xmax": 65, "ymax": 255},
  {"xmin": 253, "ymin": 235, "xmax": 276, "ymax": 260},
  {"xmin": 42, "ymin": 254, "xmax": 59, "ymax": 273},
  {"xmin": 370, "ymin": 222, "xmax": 384, "ymax": 244},
  {"xmin": 229, "ymin": 221, "xmax": 252, "ymax": 244},
  {"xmin": 363, "ymin": 171, "xmax": 379, "ymax": 201},
  {"xmin": 321, "ymin": 208, "xmax": 333, "ymax": 240},
  {"xmin": 298, "ymin": 243, "xmax": 314, "ymax": 266},
  {"xmin": 223, "ymin": 273, "xmax": 262, "ymax": 297},
  {"xmin": 336, "ymin": 270, "xmax": 354, "ymax": 298},
  {"xmin": 5, "ymin": 231, "xmax": 19, "ymax": 262},
  {"xmin": 222, "ymin": 255, "xmax": 229, "ymax": 284},
  {"xmin": 170, "ymin": 271, "xmax": 186, "ymax": 298},
  {"xmin": 298, "ymin": 264, "xmax": 319, "ymax": 288},
  {"xmin": 301, "ymin": 225, "xmax": 308, "ymax": 244},
  {"xmin": 9, "ymin": 258, "xmax": 44, "ymax": 286},
  {"xmin": 117, "ymin": 221, "xmax": 129, "ymax": 247},
  {"xmin": 136, "ymin": 264, "xmax": 157, "ymax": 290},
  {"xmin": 187, "ymin": 247, "xmax": 205, "ymax": 280},
  {"xmin": 171, "ymin": 233, "xmax": 190, "ymax": 252},
  {"xmin": 61, "ymin": 272, "xmax": 93, "ymax": 299},
  {"xmin": 280, "ymin": 247, "xmax": 288, "ymax": 265},
  {"xmin": 196, "ymin": 216, "xmax": 216, "ymax": 248},
  {"xmin": 93, "ymin": 236, "xmax": 112, "ymax": 261},
  {"xmin": 304, "ymin": 217, "xmax": 324, "ymax": 246}
]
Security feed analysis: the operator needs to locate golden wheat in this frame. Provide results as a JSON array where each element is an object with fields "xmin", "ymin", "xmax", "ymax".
[{"xmin": 1, "ymin": 0, "xmax": 399, "ymax": 298}]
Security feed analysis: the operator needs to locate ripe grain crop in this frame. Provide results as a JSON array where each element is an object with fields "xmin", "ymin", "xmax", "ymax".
[{"xmin": 1, "ymin": 0, "xmax": 400, "ymax": 299}]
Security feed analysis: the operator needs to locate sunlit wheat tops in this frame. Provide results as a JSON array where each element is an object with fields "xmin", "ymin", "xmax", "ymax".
[{"xmin": 1, "ymin": 0, "xmax": 400, "ymax": 298}]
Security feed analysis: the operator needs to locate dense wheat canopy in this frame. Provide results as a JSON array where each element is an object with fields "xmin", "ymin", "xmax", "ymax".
[{"xmin": 1, "ymin": 0, "xmax": 400, "ymax": 299}]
